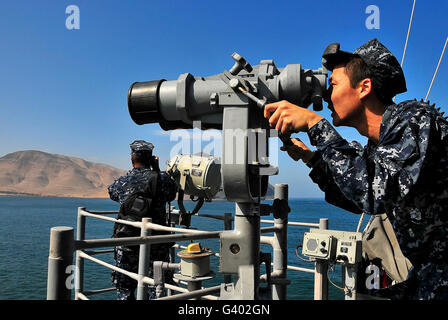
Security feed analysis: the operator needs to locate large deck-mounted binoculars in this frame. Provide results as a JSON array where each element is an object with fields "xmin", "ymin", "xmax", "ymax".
[
  {"xmin": 128, "ymin": 52, "xmax": 327, "ymax": 129},
  {"xmin": 127, "ymin": 53, "xmax": 328, "ymax": 203}
]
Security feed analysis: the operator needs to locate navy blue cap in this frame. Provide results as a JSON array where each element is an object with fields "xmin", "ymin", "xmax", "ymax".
[
  {"xmin": 322, "ymin": 38, "xmax": 407, "ymax": 101},
  {"xmin": 130, "ymin": 140, "xmax": 154, "ymax": 154}
]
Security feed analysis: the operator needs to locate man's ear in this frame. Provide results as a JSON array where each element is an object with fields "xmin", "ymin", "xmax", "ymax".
[{"xmin": 358, "ymin": 78, "xmax": 373, "ymax": 99}]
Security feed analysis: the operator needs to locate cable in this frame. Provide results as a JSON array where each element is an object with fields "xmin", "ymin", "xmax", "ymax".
[
  {"xmin": 425, "ymin": 37, "xmax": 448, "ymax": 102},
  {"xmin": 394, "ymin": 0, "xmax": 416, "ymax": 102},
  {"xmin": 295, "ymin": 244, "xmax": 313, "ymax": 263},
  {"xmin": 326, "ymin": 264, "xmax": 345, "ymax": 291},
  {"xmin": 400, "ymin": 0, "xmax": 416, "ymax": 67}
]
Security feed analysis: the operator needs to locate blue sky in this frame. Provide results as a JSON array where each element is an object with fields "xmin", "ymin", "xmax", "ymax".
[{"xmin": 0, "ymin": 0, "xmax": 447, "ymax": 198}]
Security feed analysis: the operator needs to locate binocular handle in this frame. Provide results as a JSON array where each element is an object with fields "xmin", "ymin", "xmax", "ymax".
[
  {"xmin": 231, "ymin": 80, "xmax": 294, "ymax": 147},
  {"xmin": 229, "ymin": 52, "xmax": 253, "ymax": 75}
]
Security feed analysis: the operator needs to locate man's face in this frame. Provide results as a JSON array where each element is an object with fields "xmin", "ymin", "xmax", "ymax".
[{"xmin": 327, "ymin": 65, "xmax": 363, "ymax": 127}]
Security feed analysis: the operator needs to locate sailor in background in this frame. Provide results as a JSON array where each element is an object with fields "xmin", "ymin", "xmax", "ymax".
[
  {"xmin": 265, "ymin": 39, "xmax": 448, "ymax": 300},
  {"xmin": 108, "ymin": 140, "xmax": 175, "ymax": 300}
]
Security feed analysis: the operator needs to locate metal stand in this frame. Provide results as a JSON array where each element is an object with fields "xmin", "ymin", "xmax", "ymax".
[
  {"xmin": 272, "ymin": 184, "xmax": 289, "ymax": 300},
  {"xmin": 343, "ymin": 265, "xmax": 358, "ymax": 300},
  {"xmin": 234, "ymin": 203, "xmax": 261, "ymax": 300},
  {"xmin": 173, "ymin": 272, "xmax": 216, "ymax": 300}
]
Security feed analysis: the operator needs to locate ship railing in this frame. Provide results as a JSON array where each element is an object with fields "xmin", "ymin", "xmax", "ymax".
[{"xmin": 46, "ymin": 205, "xmax": 329, "ymax": 300}]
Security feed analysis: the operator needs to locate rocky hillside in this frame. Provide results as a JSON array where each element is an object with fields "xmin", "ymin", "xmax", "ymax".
[{"xmin": 0, "ymin": 150, "xmax": 126, "ymax": 198}]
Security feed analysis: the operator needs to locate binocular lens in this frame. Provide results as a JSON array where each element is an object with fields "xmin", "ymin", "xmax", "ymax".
[{"xmin": 128, "ymin": 80, "xmax": 165, "ymax": 125}]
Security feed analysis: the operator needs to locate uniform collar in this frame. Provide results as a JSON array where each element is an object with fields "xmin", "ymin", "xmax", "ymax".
[
  {"xmin": 130, "ymin": 166, "xmax": 151, "ymax": 172},
  {"xmin": 377, "ymin": 102, "xmax": 398, "ymax": 144}
]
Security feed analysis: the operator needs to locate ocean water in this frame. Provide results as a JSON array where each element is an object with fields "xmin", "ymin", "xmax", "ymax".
[{"xmin": 0, "ymin": 196, "xmax": 367, "ymax": 300}]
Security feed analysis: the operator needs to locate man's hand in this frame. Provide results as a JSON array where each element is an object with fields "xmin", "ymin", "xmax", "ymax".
[
  {"xmin": 264, "ymin": 100, "xmax": 323, "ymax": 134},
  {"xmin": 280, "ymin": 138, "xmax": 314, "ymax": 163}
]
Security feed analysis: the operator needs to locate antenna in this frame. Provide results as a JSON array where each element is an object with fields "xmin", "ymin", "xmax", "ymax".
[
  {"xmin": 400, "ymin": 0, "xmax": 416, "ymax": 68},
  {"xmin": 425, "ymin": 36, "xmax": 448, "ymax": 102},
  {"xmin": 393, "ymin": 0, "xmax": 416, "ymax": 102}
]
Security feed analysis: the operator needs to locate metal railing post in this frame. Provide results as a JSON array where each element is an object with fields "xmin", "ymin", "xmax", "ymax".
[
  {"xmin": 314, "ymin": 218, "xmax": 329, "ymax": 300},
  {"xmin": 272, "ymin": 184, "xmax": 289, "ymax": 300},
  {"xmin": 136, "ymin": 218, "xmax": 152, "ymax": 300},
  {"xmin": 74, "ymin": 207, "xmax": 86, "ymax": 300},
  {"xmin": 47, "ymin": 226, "xmax": 75, "ymax": 300},
  {"xmin": 168, "ymin": 218, "xmax": 176, "ymax": 297}
]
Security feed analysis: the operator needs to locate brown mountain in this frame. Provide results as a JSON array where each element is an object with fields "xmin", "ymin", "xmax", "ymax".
[{"xmin": 0, "ymin": 150, "xmax": 126, "ymax": 198}]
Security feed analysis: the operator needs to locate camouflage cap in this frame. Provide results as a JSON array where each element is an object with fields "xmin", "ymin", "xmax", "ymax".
[
  {"xmin": 130, "ymin": 140, "xmax": 154, "ymax": 154},
  {"xmin": 322, "ymin": 38, "xmax": 407, "ymax": 101}
]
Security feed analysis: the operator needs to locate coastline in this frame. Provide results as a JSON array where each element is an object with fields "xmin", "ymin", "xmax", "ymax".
[{"xmin": 0, "ymin": 191, "xmax": 109, "ymax": 199}]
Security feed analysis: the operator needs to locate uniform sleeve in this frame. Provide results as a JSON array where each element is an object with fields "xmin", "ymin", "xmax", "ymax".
[
  {"xmin": 307, "ymin": 111, "xmax": 433, "ymax": 215},
  {"xmin": 308, "ymin": 156, "xmax": 364, "ymax": 214},
  {"xmin": 108, "ymin": 178, "xmax": 122, "ymax": 203},
  {"xmin": 307, "ymin": 119, "xmax": 368, "ymax": 214}
]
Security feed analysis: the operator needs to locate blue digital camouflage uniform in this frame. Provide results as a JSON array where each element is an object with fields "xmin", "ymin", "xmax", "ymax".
[
  {"xmin": 307, "ymin": 100, "xmax": 448, "ymax": 300},
  {"xmin": 108, "ymin": 140, "xmax": 174, "ymax": 300},
  {"xmin": 108, "ymin": 166, "xmax": 176, "ymax": 206},
  {"xmin": 304, "ymin": 38, "xmax": 448, "ymax": 300}
]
